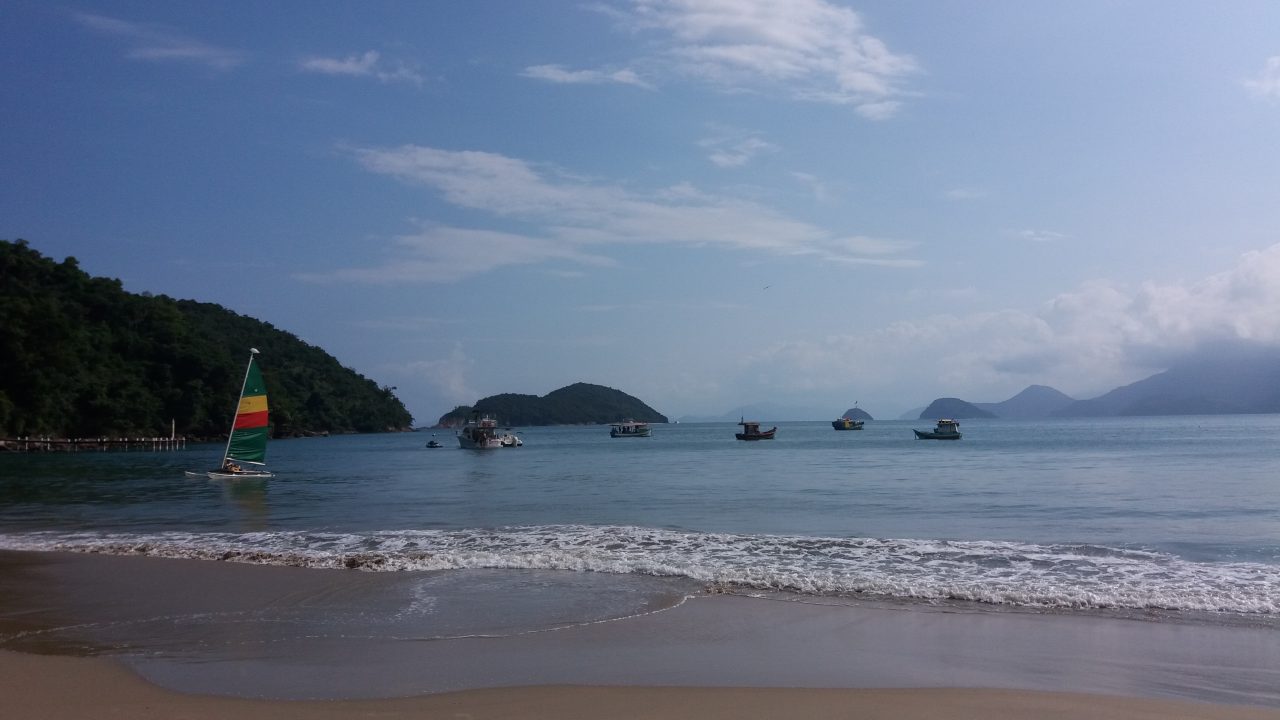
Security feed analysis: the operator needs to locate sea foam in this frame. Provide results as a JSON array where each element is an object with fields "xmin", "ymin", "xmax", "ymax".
[{"xmin": 1, "ymin": 525, "xmax": 1276, "ymax": 615}]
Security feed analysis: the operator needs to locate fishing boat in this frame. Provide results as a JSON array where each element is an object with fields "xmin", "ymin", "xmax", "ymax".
[
  {"xmin": 735, "ymin": 419, "xmax": 776, "ymax": 441},
  {"xmin": 913, "ymin": 418, "xmax": 962, "ymax": 440},
  {"xmin": 831, "ymin": 417, "xmax": 864, "ymax": 430},
  {"xmin": 458, "ymin": 414, "xmax": 523, "ymax": 449},
  {"xmin": 185, "ymin": 349, "xmax": 275, "ymax": 479},
  {"xmin": 610, "ymin": 420, "xmax": 652, "ymax": 437}
]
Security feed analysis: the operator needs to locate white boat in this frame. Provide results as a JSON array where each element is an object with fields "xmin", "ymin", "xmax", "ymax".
[
  {"xmin": 610, "ymin": 420, "xmax": 652, "ymax": 437},
  {"xmin": 457, "ymin": 414, "xmax": 521, "ymax": 449},
  {"xmin": 185, "ymin": 349, "xmax": 275, "ymax": 479}
]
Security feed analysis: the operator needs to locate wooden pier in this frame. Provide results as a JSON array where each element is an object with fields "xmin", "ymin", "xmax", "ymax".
[{"xmin": 0, "ymin": 436, "xmax": 189, "ymax": 452}]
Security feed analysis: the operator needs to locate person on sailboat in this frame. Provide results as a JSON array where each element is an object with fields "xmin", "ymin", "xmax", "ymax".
[{"xmin": 222, "ymin": 459, "xmax": 242, "ymax": 473}]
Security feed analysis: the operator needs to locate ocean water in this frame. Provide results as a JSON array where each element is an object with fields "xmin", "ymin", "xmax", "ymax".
[{"xmin": 2, "ymin": 416, "xmax": 1279, "ymax": 623}]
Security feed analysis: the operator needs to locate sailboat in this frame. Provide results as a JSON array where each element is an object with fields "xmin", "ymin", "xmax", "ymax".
[{"xmin": 185, "ymin": 349, "xmax": 275, "ymax": 479}]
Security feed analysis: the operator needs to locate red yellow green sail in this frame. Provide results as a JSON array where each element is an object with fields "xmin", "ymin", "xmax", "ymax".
[{"xmin": 224, "ymin": 351, "xmax": 269, "ymax": 465}]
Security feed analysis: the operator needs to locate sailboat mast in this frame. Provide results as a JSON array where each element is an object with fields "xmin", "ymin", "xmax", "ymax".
[{"xmin": 221, "ymin": 348, "xmax": 260, "ymax": 466}]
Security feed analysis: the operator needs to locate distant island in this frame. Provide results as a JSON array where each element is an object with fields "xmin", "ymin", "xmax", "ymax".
[
  {"xmin": 437, "ymin": 383, "xmax": 667, "ymax": 427},
  {"xmin": 838, "ymin": 407, "xmax": 874, "ymax": 421},
  {"xmin": 0, "ymin": 239, "xmax": 413, "ymax": 439},
  {"xmin": 918, "ymin": 398, "xmax": 994, "ymax": 420},
  {"xmin": 917, "ymin": 343, "xmax": 1280, "ymax": 419}
]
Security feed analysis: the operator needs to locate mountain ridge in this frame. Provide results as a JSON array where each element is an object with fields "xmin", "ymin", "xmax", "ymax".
[{"xmin": 0, "ymin": 239, "xmax": 413, "ymax": 438}]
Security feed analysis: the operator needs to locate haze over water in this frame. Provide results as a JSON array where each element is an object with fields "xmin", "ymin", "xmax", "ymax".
[{"xmin": 2, "ymin": 415, "xmax": 1279, "ymax": 623}]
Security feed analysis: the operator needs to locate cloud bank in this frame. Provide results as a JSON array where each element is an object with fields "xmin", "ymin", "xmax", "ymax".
[
  {"xmin": 742, "ymin": 242, "xmax": 1280, "ymax": 405},
  {"xmin": 521, "ymin": 64, "xmax": 652, "ymax": 88},
  {"xmin": 302, "ymin": 144, "xmax": 919, "ymax": 283},
  {"xmin": 626, "ymin": 0, "xmax": 918, "ymax": 118},
  {"xmin": 1244, "ymin": 56, "xmax": 1280, "ymax": 100},
  {"xmin": 299, "ymin": 50, "xmax": 424, "ymax": 86},
  {"xmin": 72, "ymin": 12, "xmax": 247, "ymax": 70}
]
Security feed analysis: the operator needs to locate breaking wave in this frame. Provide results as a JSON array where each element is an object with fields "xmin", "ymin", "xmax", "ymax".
[{"xmin": 1, "ymin": 525, "xmax": 1277, "ymax": 615}]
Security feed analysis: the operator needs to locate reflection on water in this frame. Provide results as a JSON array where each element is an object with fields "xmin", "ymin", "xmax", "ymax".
[{"xmin": 219, "ymin": 478, "xmax": 269, "ymax": 531}]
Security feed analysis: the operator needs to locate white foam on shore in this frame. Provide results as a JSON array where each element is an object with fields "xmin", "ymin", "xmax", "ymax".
[{"xmin": 1, "ymin": 526, "xmax": 1277, "ymax": 615}]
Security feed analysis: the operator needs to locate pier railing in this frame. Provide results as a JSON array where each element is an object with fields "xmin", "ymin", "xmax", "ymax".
[{"xmin": 0, "ymin": 437, "xmax": 189, "ymax": 452}]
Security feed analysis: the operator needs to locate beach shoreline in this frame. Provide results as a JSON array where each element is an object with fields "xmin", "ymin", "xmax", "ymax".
[
  {"xmin": 1, "ymin": 549, "xmax": 1278, "ymax": 717},
  {"xmin": 4, "ymin": 651, "xmax": 1280, "ymax": 720}
]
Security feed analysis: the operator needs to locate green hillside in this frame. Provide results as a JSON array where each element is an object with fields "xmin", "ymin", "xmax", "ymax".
[
  {"xmin": 439, "ymin": 382, "xmax": 667, "ymax": 426},
  {"xmin": 0, "ymin": 239, "xmax": 412, "ymax": 438}
]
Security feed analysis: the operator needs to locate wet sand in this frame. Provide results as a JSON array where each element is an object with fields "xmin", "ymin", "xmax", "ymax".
[{"xmin": 1, "ymin": 550, "xmax": 1278, "ymax": 718}]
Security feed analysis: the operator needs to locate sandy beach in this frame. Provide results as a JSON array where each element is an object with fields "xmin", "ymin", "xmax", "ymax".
[
  {"xmin": 4, "ymin": 650, "xmax": 1279, "ymax": 720},
  {"xmin": 1, "ymin": 550, "xmax": 1278, "ymax": 718}
]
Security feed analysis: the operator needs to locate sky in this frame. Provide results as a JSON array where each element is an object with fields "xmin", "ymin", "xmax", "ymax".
[{"xmin": 4, "ymin": 1, "xmax": 1280, "ymax": 423}]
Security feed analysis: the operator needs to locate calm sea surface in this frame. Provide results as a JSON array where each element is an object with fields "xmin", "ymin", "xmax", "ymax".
[{"xmin": 2, "ymin": 416, "xmax": 1279, "ymax": 622}]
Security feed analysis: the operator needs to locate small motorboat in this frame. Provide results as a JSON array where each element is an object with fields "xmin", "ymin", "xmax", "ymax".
[
  {"xmin": 735, "ymin": 419, "xmax": 777, "ymax": 441},
  {"xmin": 426, "ymin": 439, "xmax": 443, "ymax": 448},
  {"xmin": 914, "ymin": 418, "xmax": 962, "ymax": 440},
  {"xmin": 831, "ymin": 417, "xmax": 864, "ymax": 430}
]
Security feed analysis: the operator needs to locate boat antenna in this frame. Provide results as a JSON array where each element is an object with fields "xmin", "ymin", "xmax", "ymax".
[{"xmin": 221, "ymin": 349, "xmax": 259, "ymax": 467}]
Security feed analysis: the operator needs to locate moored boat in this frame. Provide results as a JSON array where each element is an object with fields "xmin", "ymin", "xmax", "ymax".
[
  {"xmin": 610, "ymin": 420, "xmax": 652, "ymax": 437},
  {"xmin": 458, "ymin": 414, "xmax": 502, "ymax": 449},
  {"xmin": 913, "ymin": 418, "xmax": 962, "ymax": 440},
  {"xmin": 735, "ymin": 419, "xmax": 776, "ymax": 441},
  {"xmin": 831, "ymin": 417, "xmax": 864, "ymax": 430}
]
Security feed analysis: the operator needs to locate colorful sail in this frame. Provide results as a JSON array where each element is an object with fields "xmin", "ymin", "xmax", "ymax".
[{"xmin": 225, "ymin": 352, "xmax": 269, "ymax": 464}]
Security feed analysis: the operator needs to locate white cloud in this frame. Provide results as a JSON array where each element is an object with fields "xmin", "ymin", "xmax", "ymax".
[
  {"xmin": 309, "ymin": 144, "xmax": 920, "ymax": 282},
  {"xmin": 300, "ymin": 51, "xmax": 379, "ymax": 76},
  {"xmin": 1013, "ymin": 229, "xmax": 1067, "ymax": 243},
  {"xmin": 1244, "ymin": 55, "xmax": 1280, "ymax": 100},
  {"xmin": 392, "ymin": 344, "xmax": 477, "ymax": 412},
  {"xmin": 72, "ymin": 12, "xmax": 246, "ymax": 70},
  {"xmin": 521, "ymin": 64, "xmax": 653, "ymax": 88},
  {"xmin": 299, "ymin": 50, "xmax": 424, "ymax": 86},
  {"xmin": 790, "ymin": 171, "xmax": 832, "ymax": 202},
  {"xmin": 699, "ymin": 130, "xmax": 776, "ymax": 167},
  {"xmin": 740, "ymin": 242, "xmax": 1280, "ymax": 403},
  {"xmin": 297, "ymin": 225, "xmax": 616, "ymax": 284},
  {"xmin": 626, "ymin": 0, "xmax": 918, "ymax": 117}
]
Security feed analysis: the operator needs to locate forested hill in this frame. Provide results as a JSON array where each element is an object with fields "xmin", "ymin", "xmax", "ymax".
[
  {"xmin": 0, "ymin": 239, "xmax": 412, "ymax": 438},
  {"xmin": 439, "ymin": 383, "xmax": 667, "ymax": 426}
]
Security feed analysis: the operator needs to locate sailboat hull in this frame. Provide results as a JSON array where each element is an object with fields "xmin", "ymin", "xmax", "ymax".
[{"xmin": 187, "ymin": 470, "xmax": 274, "ymax": 480}]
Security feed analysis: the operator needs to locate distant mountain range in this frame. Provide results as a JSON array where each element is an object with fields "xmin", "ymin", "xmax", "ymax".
[
  {"xmin": 976, "ymin": 385, "xmax": 1076, "ymax": 418},
  {"xmin": 1054, "ymin": 344, "xmax": 1280, "ymax": 417},
  {"xmin": 917, "ymin": 344, "xmax": 1280, "ymax": 419}
]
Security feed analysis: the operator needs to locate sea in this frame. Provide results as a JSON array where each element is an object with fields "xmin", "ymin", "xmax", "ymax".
[{"xmin": 1, "ymin": 415, "xmax": 1279, "ymax": 631}]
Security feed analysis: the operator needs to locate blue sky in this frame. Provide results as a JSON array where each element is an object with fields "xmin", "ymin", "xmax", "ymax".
[{"xmin": 5, "ymin": 1, "xmax": 1280, "ymax": 422}]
